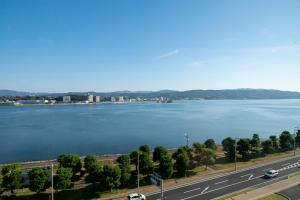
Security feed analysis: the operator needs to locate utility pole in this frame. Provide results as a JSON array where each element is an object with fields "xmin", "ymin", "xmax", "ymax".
[
  {"xmin": 234, "ymin": 138, "xmax": 237, "ymax": 171},
  {"xmin": 161, "ymin": 179, "xmax": 164, "ymax": 200},
  {"xmin": 185, "ymin": 133, "xmax": 190, "ymax": 147},
  {"xmin": 137, "ymin": 151, "xmax": 140, "ymax": 194},
  {"xmin": 294, "ymin": 127, "xmax": 299, "ymax": 156},
  {"xmin": 51, "ymin": 164, "xmax": 54, "ymax": 200}
]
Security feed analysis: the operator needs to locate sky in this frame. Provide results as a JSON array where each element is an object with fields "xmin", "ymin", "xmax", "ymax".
[{"xmin": 0, "ymin": 0, "xmax": 300, "ymax": 92}]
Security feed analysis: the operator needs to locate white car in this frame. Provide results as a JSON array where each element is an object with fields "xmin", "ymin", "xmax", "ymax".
[
  {"xmin": 127, "ymin": 193, "xmax": 146, "ymax": 200},
  {"xmin": 264, "ymin": 170, "xmax": 278, "ymax": 178}
]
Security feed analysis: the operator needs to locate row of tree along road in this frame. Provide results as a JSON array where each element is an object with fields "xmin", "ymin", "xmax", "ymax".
[{"xmin": 1, "ymin": 130, "xmax": 300, "ymax": 198}]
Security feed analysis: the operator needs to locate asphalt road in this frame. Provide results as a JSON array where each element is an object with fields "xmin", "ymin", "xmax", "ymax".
[
  {"xmin": 147, "ymin": 155, "xmax": 300, "ymax": 200},
  {"xmin": 278, "ymin": 184, "xmax": 300, "ymax": 200}
]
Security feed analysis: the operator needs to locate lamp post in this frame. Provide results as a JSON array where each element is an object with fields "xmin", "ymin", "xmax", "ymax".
[
  {"xmin": 137, "ymin": 151, "xmax": 140, "ymax": 194},
  {"xmin": 294, "ymin": 127, "xmax": 299, "ymax": 156},
  {"xmin": 235, "ymin": 138, "xmax": 237, "ymax": 171},
  {"xmin": 51, "ymin": 164, "xmax": 54, "ymax": 200}
]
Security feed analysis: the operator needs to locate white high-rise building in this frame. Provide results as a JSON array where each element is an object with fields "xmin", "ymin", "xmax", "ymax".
[
  {"xmin": 88, "ymin": 95, "xmax": 94, "ymax": 103},
  {"xmin": 95, "ymin": 96, "xmax": 100, "ymax": 103},
  {"xmin": 63, "ymin": 96, "xmax": 71, "ymax": 103}
]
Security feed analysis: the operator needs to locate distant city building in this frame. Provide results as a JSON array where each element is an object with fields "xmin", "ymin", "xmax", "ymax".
[
  {"xmin": 95, "ymin": 96, "xmax": 100, "ymax": 103},
  {"xmin": 63, "ymin": 96, "xmax": 71, "ymax": 103},
  {"xmin": 17, "ymin": 100, "xmax": 42, "ymax": 104},
  {"xmin": 110, "ymin": 97, "xmax": 116, "ymax": 102},
  {"xmin": 88, "ymin": 95, "xmax": 94, "ymax": 103},
  {"xmin": 117, "ymin": 96, "xmax": 124, "ymax": 102}
]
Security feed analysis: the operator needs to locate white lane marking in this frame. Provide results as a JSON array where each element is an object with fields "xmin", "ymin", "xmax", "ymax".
[
  {"xmin": 201, "ymin": 186, "xmax": 209, "ymax": 194},
  {"xmin": 240, "ymin": 173, "xmax": 252, "ymax": 178},
  {"xmin": 180, "ymin": 176, "xmax": 263, "ymax": 200},
  {"xmin": 215, "ymin": 180, "xmax": 228, "ymax": 185},
  {"xmin": 281, "ymin": 162, "xmax": 290, "ymax": 166},
  {"xmin": 147, "ymin": 156, "xmax": 300, "ymax": 197},
  {"xmin": 184, "ymin": 187, "xmax": 201, "ymax": 194},
  {"xmin": 262, "ymin": 168, "xmax": 273, "ymax": 171},
  {"xmin": 248, "ymin": 174, "xmax": 254, "ymax": 180}
]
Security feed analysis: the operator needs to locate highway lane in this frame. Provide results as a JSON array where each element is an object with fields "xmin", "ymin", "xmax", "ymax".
[{"xmin": 147, "ymin": 155, "xmax": 300, "ymax": 200}]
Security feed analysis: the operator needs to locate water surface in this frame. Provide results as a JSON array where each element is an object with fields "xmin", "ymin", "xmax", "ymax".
[{"xmin": 0, "ymin": 100, "xmax": 299, "ymax": 163}]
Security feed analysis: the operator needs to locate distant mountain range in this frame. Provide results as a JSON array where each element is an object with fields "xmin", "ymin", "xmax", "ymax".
[{"xmin": 2, "ymin": 89, "xmax": 300, "ymax": 100}]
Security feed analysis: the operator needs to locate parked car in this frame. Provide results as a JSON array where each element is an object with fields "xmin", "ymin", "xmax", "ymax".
[
  {"xmin": 127, "ymin": 193, "xmax": 146, "ymax": 200},
  {"xmin": 264, "ymin": 170, "xmax": 278, "ymax": 178}
]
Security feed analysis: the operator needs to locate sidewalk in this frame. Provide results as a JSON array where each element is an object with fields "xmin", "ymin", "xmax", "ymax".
[{"xmin": 232, "ymin": 174, "xmax": 300, "ymax": 200}]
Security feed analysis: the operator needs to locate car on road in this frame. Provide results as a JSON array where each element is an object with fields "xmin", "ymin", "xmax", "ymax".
[
  {"xmin": 264, "ymin": 169, "xmax": 279, "ymax": 178},
  {"xmin": 127, "ymin": 193, "xmax": 146, "ymax": 200}
]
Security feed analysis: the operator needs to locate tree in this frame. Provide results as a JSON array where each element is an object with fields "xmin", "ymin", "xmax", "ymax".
[
  {"xmin": 261, "ymin": 140, "xmax": 274, "ymax": 154},
  {"xmin": 102, "ymin": 164, "xmax": 121, "ymax": 192},
  {"xmin": 57, "ymin": 154, "xmax": 82, "ymax": 176},
  {"xmin": 158, "ymin": 154, "xmax": 173, "ymax": 179},
  {"xmin": 250, "ymin": 134, "xmax": 260, "ymax": 148},
  {"xmin": 1, "ymin": 164, "xmax": 22, "ymax": 193},
  {"xmin": 201, "ymin": 148, "xmax": 216, "ymax": 170},
  {"xmin": 54, "ymin": 167, "xmax": 73, "ymax": 190},
  {"xmin": 139, "ymin": 145, "xmax": 151, "ymax": 155},
  {"xmin": 130, "ymin": 150, "xmax": 139, "ymax": 171},
  {"xmin": 153, "ymin": 145, "xmax": 168, "ymax": 162},
  {"xmin": 117, "ymin": 155, "xmax": 131, "ymax": 186},
  {"xmin": 269, "ymin": 135, "xmax": 279, "ymax": 150},
  {"xmin": 28, "ymin": 167, "xmax": 50, "ymax": 193},
  {"xmin": 174, "ymin": 152, "xmax": 189, "ymax": 177},
  {"xmin": 295, "ymin": 130, "xmax": 300, "ymax": 147},
  {"xmin": 139, "ymin": 153, "xmax": 153, "ymax": 175},
  {"xmin": 279, "ymin": 131, "xmax": 294, "ymax": 151},
  {"xmin": 86, "ymin": 161, "xmax": 103, "ymax": 183},
  {"xmin": 237, "ymin": 138, "xmax": 251, "ymax": 160},
  {"xmin": 193, "ymin": 142, "xmax": 205, "ymax": 166},
  {"xmin": 204, "ymin": 139, "xmax": 217, "ymax": 150},
  {"xmin": 222, "ymin": 137, "xmax": 236, "ymax": 161},
  {"xmin": 84, "ymin": 155, "xmax": 98, "ymax": 173}
]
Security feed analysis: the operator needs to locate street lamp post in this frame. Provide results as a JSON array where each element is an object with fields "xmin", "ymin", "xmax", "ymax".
[
  {"xmin": 51, "ymin": 164, "xmax": 54, "ymax": 200},
  {"xmin": 137, "ymin": 151, "xmax": 140, "ymax": 194},
  {"xmin": 294, "ymin": 127, "xmax": 299, "ymax": 157},
  {"xmin": 234, "ymin": 138, "xmax": 237, "ymax": 171}
]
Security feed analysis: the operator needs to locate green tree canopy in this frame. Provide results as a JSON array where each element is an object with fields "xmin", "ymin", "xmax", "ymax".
[
  {"xmin": 158, "ymin": 153, "xmax": 173, "ymax": 179},
  {"xmin": 237, "ymin": 138, "xmax": 251, "ymax": 160},
  {"xmin": 1, "ymin": 164, "xmax": 22, "ymax": 193},
  {"xmin": 57, "ymin": 154, "xmax": 82, "ymax": 176},
  {"xmin": 117, "ymin": 155, "xmax": 131, "ymax": 186},
  {"xmin": 84, "ymin": 155, "xmax": 98, "ymax": 173},
  {"xmin": 222, "ymin": 137, "xmax": 236, "ymax": 161},
  {"xmin": 269, "ymin": 135, "xmax": 279, "ymax": 150},
  {"xmin": 54, "ymin": 167, "xmax": 73, "ymax": 190},
  {"xmin": 201, "ymin": 148, "xmax": 216, "ymax": 170},
  {"xmin": 174, "ymin": 152, "xmax": 189, "ymax": 177},
  {"xmin": 262, "ymin": 140, "xmax": 274, "ymax": 154},
  {"xmin": 250, "ymin": 134, "xmax": 260, "ymax": 148},
  {"xmin": 153, "ymin": 145, "xmax": 168, "ymax": 162},
  {"xmin": 193, "ymin": 142, "xmax": 205, "ymax": 166},
  {"xmin": 139, "ymin": 153, "xmax": 153, "ymax": 175},
  {"xmin": 279, "ymin": 131, "xmax": 294, "ymax": 151},
  {"xmin": 204, "ymin": 139, "xmax": 217, "ymax": 150},
  {"xmin": 130, "ymin": 150, "xmax": 139, "ymax": 171},
  {"xmin": 102, "ymin": 164, "xmax": 121, "ymax": 192},
  {"xmin": 86, "ymin": 160, "xmax": 103, "ymax": 183},
  {"xmin": 139, "ymin": 145, "xmax": 151, "ymax": 155},
  {"xmin": 28, "ymin": 167, "xmax": 50, "ymax": 193}
]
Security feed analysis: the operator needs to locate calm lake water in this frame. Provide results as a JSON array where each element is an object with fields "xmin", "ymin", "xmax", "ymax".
[{"xmin": 1, "ymin": 100, "xmax": 300, "ymax": 163}]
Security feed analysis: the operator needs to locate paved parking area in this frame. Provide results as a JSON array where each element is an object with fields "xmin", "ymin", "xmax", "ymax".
[{"xmin": 278, "ymin": 184, "xmax": 300, "ymax": 200}]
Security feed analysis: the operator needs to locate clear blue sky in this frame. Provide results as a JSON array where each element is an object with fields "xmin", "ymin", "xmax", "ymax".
[{"xmin": 1, "ymin": 0, "xmax": 300, "ymax": 92}]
